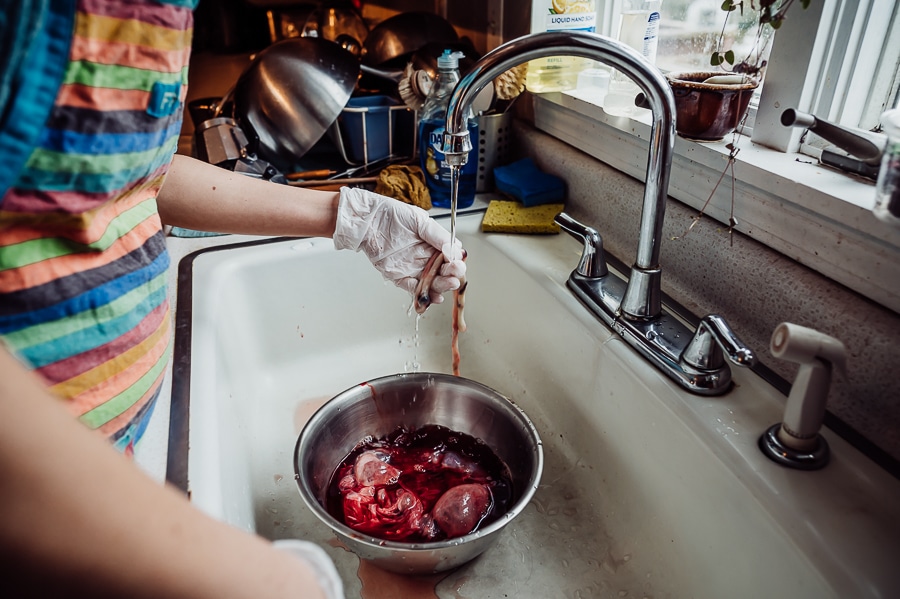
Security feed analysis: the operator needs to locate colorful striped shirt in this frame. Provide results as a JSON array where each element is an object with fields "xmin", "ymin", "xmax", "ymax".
[{"xmin": 0, "ymin": 0, "xmax": 196, "ymax": 454}]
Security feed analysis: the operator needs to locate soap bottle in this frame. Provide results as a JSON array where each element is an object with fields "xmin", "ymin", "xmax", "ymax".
[
  {"xmin": 605, "ymin": 0, "xmax": 662, "ymax": 117},
  {"xmin": 525, "ymin": 0, "xmax": 598, "ymax": 93},
  {"xmin": 418, "ymin": 49, "xmax": 478, "ymax": 209}
]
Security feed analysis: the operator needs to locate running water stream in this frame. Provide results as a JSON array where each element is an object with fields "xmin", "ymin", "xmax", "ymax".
[
  {"xmin": 448, "ymin": 165, "xmax": 466, "ymax": 376},
  {"xmin": 449, "ymin": 165, "xmax": 461, "ymax": 250}
]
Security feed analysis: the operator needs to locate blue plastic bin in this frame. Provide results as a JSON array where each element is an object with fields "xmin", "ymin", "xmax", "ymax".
[{"xmin": 331, "ymin": 95, "xmax": 415, "ymax": 165}]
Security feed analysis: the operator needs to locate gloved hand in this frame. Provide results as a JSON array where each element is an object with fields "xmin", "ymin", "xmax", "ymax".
[
  {"xmin": 333, "ymin": 187, "xmax": 466, "ymax": 306},
  {"xmin": 272, "ymin": 539, "xmax": 344, "ymax": 599}
]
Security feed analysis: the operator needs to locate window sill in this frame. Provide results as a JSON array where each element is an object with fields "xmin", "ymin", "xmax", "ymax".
[{"xmin": 532, "ymin": 92, "xmax": 900, "ymax": 314}]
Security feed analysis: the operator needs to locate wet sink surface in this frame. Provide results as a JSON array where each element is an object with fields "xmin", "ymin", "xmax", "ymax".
[{"xmin": 170, "ymin": 213, "xmax": 900, "ymax": 598}]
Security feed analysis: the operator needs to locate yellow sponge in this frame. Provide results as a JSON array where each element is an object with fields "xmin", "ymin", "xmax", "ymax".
[{"xmin": 481, "ymin": 200, "xmax": 564, "ymax": 234}]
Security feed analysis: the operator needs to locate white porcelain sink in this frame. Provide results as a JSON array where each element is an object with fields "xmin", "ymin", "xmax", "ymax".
[{"xmin": 170, "ymin": 212, "xmax": 900, "ymax": 598}]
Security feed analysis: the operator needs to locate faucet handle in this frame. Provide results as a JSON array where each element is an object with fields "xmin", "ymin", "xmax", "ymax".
[
  {"xmin": 554, "ymin": 212, "xmax": 608, "ymax": 279},
  {"xmin": 681, "ymin": 314, "xmax": 757, "ymax": 371}
]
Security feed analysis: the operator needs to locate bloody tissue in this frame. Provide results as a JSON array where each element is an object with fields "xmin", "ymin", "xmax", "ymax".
[{"xmin": 327, "ymin": 424, "xmax": 513, "ymax": 542}]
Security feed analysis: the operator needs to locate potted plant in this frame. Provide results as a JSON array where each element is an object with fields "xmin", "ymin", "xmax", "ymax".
[{"xmin": 667, "ymin": 0, "xmax": 811, "ymax": 141}]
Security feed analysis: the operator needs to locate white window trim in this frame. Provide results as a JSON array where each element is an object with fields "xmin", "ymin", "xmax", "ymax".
[
  {"xmin": 754, "ymin": 0, "xmax": 897, "ymax": 153},
  {"xmin": 529, "ymin": 0, "xmax": 900, "ymax": 314}
]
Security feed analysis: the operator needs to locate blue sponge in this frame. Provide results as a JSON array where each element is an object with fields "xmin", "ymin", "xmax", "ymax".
[{"xmin": 493, "ymin": 158, "xmax": 566, "ymax": 207}]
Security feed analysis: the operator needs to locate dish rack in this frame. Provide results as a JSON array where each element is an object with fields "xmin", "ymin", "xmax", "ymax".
[{"xmin": 328, "ymin": 95, "xmax": 417, "ymax": 166}]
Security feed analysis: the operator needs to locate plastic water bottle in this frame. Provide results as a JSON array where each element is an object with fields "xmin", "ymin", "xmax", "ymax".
[
  {"xmin": 874, "ymin": 108, "xmax": 900, "ymax": 226},
  {"xmin": 418, "ymin": 50, "xmax": 478, "ymax": 209},
  {"xmin": 605, "ymin": 0, "xmax": 662, "ymax": 117}
]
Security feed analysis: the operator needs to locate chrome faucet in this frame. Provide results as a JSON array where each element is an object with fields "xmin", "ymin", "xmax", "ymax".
[{"xmin": 441, "ymin": 31, "xmax": 756, "ymax": 395}]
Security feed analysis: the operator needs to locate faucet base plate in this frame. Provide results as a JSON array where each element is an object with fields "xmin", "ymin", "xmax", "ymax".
[{"xmin": 567, "ymin": 272, "xmax": 735, "ymax": 396}]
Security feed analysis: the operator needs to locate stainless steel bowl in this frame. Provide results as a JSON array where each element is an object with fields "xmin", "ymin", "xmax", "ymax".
[
  {"xmin": 293, "ymin": 372, "xmax": 543, "ymax": 574},
  {"xmin": 361, "ymin": 12, "xmax": 459, "ymax": 68},
  {"xmin": 232, "ymin": 37, "xmax": 360, "ymax": 171}
]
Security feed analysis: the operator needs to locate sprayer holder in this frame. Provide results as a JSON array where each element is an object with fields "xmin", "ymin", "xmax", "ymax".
[
  {"xmin": 759, "ymin": 423, "xmax": 830, "ymax": 470},
  {"xmin": 758, "ymin": 323, "xmax": 847, "ymax": 471}
]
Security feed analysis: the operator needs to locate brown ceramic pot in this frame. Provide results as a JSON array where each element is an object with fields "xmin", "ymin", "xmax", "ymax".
[{"xmin": 666, "ymin": 71, "xmax": 760, "ymax": 142}]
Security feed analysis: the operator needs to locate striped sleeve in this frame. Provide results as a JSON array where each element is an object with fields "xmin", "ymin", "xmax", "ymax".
[{"xmin": 0, "ymin": 0, "xmax": 197, "ymax": 453}]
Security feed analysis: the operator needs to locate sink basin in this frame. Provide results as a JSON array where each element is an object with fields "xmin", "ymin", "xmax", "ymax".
[{"xmin": 169, "ymin": 212, "xmax": 900, "ymax": 598}]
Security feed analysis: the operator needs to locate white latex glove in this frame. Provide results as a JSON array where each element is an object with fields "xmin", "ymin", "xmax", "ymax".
[
  {"xmin": 272, "ymin": 539, "xmax": 344, "ymax": 599},
  {"xmin": 333, "ymin": 187, "xmax": 466, "ymax": 305}
]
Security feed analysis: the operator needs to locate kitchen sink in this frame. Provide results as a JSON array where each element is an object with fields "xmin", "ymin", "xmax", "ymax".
[{"xmin": 169, "ymin": 211, "xmax": 900, "ymax": 598}]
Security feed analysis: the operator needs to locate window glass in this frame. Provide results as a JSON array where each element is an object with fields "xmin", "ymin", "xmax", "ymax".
[{"xmin": 655, "ymin": 0, "xmax": 774, "ymax": 74}]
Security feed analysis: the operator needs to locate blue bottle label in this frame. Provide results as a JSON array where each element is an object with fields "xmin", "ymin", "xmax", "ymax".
[{"xmin": 419, "ymin": 119, "xmax": 478, "ymax": 208}]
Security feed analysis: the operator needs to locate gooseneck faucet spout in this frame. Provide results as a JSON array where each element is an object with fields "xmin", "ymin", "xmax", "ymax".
[
  {"xmin": 442, "ymin": 31, "xmax": 676, "ymax": 320},
  {"xmin": 442, "ymin": 31, "xmax": 755, "ymax": 395}
]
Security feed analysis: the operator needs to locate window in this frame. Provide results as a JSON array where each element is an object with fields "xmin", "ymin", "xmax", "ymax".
[
  {"xmin": 589, "ymin": 1, "xmax": 899, "ymax": 140},
  {"xmin": 532, "ymin": 0, "xmax": 900, "ymax": 313},
  {"xmin": 656, "ymin": 0, "xmax": 775, "ymax": 75},
  {"xmin": 755, "ymin": 0, "xmax": 900, "ymax": 151}
]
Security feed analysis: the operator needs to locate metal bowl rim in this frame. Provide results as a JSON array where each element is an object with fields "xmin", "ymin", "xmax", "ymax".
[{"xmin": 292, "ymin": 371, "xmax": 544, "ymax": 552}]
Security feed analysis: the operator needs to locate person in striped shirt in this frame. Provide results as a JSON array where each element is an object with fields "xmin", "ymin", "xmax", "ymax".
[{"xmin": 0, "ymin": 1, "xmax": 464, "ymax": 596}]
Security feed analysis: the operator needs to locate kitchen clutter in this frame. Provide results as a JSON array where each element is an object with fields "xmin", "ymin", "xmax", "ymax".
[
  {"xmin": 362, "ymin": 11, "xmax": 460, "ymax": 69},
  {"xmin": 418, "ymin": 50, "xmax": 479, "ymax": 209},
  {"xmin": 373, "ymin": 164, "xmax": 432, "ymax": 210},
  {"xmin": 187, "ymin": 7, "xmax": 523, "ymax": 210},
  {"xmin": 231, "ymin": 36, "xmax": 360, "ymax": 172},
  {"xmin": 493, "ymin": 157, "xmax": 566, "ymax": 206},
  {"xmin": 480, "ymin": 158, "xmax": 567, "ymax": 234}
]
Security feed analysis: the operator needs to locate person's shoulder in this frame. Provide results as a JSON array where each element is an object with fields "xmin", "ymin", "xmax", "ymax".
[{"xmin": 0, "ymin": 1, "xmax": 76, "ymax": 200}]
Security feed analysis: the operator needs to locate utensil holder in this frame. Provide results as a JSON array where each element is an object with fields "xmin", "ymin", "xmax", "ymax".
[{"xmin": 475, "ymin": 111, "xmax": 514, "ymax": 192}]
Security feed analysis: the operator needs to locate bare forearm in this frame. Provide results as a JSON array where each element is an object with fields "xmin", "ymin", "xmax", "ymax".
[
  {"xmin": 0, "ymin": 347, "xmax": 328, "ymax": 599},
  {"xmin": 157, "ymin": 154, "xmax": 340, "ymax": 238}
]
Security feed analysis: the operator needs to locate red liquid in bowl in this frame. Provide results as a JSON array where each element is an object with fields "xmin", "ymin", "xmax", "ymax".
[{"xmin": 326, "ymin": 424, "xmax": 514, "ymax": 542}]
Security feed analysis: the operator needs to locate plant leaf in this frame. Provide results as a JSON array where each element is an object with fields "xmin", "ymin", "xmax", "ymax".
[
  {"xmin": 724, "ymin": 50, "xmax": 735, "ymax": 65},
  {"xmin": 710, "ymin": 52, "xmax": 723, "ymax": 66}
]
